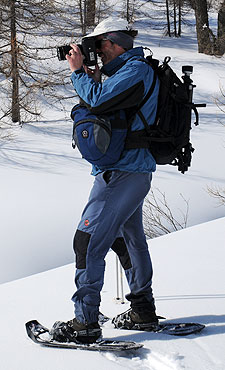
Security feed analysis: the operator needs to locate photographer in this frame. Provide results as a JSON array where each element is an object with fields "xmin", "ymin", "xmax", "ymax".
[{"xmin": 59, "ymin": 17, "xmax": 160, "ymax": 344}]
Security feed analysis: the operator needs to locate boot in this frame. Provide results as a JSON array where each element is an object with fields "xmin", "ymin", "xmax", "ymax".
[
  {"xmin": 50, "ymin": 318, "xmax": 102, "ymax": 344},
  {"xmin": 112, "ymin": 308, "xmax": 159, "ymax": 330}
]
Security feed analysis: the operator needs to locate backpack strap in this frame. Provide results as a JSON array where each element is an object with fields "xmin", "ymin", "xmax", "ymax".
[
  {"xmin": 125, "ymin": 64, "xmax": 158, "ymax": 149},
  {"xmin": 126, "ymin": 64, "xmax": 157, "ymax": 129},
  {"xmin": 137, "ymin": 71, "xmax": 157, "ymax": 114}
]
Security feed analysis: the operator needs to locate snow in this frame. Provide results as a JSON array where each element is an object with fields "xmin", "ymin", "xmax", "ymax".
[
  {"xmin": 1, "ymin": 218, "xmax": 225, "ymax": 370},
  {"xmin": 0, "ymin": 8, "xmax": 225, "ymax": 370}
]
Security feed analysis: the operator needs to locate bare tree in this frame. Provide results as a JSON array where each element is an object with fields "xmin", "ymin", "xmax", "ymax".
[
  {"xmin": 143, "ymin": 188, "xmax": 189, "ymax": 239},
  {"xmin": 207, "ymin": 186, "xmax": 225, "ymax": 207},
  {"xmin": 173, "ymin": 0, "xmax": 178, "ymax": 36},
  {"xmin": 120, "ymin": 0, "xmax": 138, "ymax": 23},
  {"xmin": 76, "ymin": 0, "xmax": 112, "ymax": 34},
  {"xmin": 125, "ymin": 0, "xmax": 137, "ymax": 23},
  {"xmin": 0, "ymin": 0, "xmax": 80, "ymax": 124},
  {"xmin": 216, "ymin": 84, "xmax": 225, "ymax": 116},
  {"xmin": 136, "ymin": 0, "xmax": 188, "ymax": 38},
  {"xmin": 169, "ymin": 0, "xmax": 186, "ymax": 37},
  {"xmin": 192, "ymin": 0, "xmax": 214, "ymax": 54},
  {"xmin": 166, "ymin": 0, "xmax": 171, "ymax": 36},
  {"xmin": 86, "ymin": 0, "xmax": 96, "ymax": 27},
  {"xmin": 76, "ymin": 0, "xmax": 98, "ymax": 34},
  {"xmin": 1, "ymin": 1, "xmax": 52, "ymax": 123},
  {"xmin": 178, "ymin": 0, "xmax": 182, "ymax": 36},
  {"xmin": 10, "ymin": 0, "xmax": 20, "ymax": 122},
  {"xmin": 207, "ymin": 85, "xmax": 225, "ymax": 208},
  {"xmin": 217, "ymin": 0, "xmax": 225, "ymax": 55},
  {"xmin": 191, "ymin": 0, "xmax": 225, "ymax": 55},
  {"xmin": 95, "ymin": 0, "xmax": 112, "ymax": 23}
]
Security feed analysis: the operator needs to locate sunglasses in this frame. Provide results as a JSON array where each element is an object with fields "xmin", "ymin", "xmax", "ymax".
[{"xmin": 95, "ymin": 38, "xmax": 109, "ymax": 49}]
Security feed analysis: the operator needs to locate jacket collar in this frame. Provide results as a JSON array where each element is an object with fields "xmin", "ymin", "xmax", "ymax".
[{"xmin": 100, "ymin": 47, "xmax": 144, "ymax": 77}]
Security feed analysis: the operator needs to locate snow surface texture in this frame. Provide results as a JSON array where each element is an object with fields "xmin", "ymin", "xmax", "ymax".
[{"xmin": 1, "ymin": 217, "xmax": 225, "ymax": 370}]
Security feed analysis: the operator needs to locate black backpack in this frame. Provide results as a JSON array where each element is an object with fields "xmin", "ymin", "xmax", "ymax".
[{"xmin": 125, "ymin": 55, "xmax": 206, "ymax": 174}]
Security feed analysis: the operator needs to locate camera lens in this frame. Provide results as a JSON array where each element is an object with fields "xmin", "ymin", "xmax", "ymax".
[{"xmin": 57, "ymin": 45, "xmax": 72, "ymax": 61}]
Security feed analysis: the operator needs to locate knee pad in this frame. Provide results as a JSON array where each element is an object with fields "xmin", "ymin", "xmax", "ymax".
[
  {"xmin": 73, "ymin": 230, "xmax": 91, "ymax": 269},
  {"xmin": 111, "ymin": 237, "xmax": 132, "ymax": 270}
]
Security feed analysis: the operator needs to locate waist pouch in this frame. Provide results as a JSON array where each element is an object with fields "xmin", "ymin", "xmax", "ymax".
[{"xmin": 71, "ymin": 104, "xmax": 128, "ymax": 166}]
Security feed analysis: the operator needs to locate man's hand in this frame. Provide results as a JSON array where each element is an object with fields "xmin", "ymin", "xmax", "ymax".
[
  {"xmin": 66, "ymin": 44, "xmax": 83, "ymax": 72},
  {"xmin": 83, "ymin": 64, "xmax": 101, "ymax": 82},
  {"xmin": 66, "ymin": 44, "xmax": 101, "ymax": 82}
]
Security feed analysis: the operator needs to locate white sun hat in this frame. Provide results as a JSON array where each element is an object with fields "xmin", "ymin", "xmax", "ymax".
[{"xmin": 83, "ymin": 17, "xmax": 133, "ymax": 38}]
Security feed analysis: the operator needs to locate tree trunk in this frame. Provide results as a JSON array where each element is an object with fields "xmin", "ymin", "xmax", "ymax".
[
  {"xmin": 166, "ymin": 0, "xmax": 171, "ymax": 37},
  {"xmin": 79, "ymin": 0, "xmax": 86, "ymax": 35},
  {"xmin": 126, "ymin": 0, "xmax": 130, "ymax": 22},
  {"xmin": 178, "ymin": 0, "xmax": 182, "ymax": 37},
  {"xmin": 193, "ymin": 0, "xmax": 213, "ymax": 54},
  {"xmin": 10, "ymin": 0, "xmax": 20, "ymax": 123},
  {"xmin": 86, "ymin": 0, "xmax": 95, "ymax": 27},
  {"xmin": 217, "ymin": 0, "xmax": 225, "ymax": 55},
  {"xmin": 173, "ymin": 1, "xmax": 177, "ymax": 37}
]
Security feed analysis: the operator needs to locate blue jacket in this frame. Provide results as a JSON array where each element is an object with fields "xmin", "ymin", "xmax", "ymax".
[{"xmin": 71, "ymin": 47, "xmax": 159, "ymax": 175}]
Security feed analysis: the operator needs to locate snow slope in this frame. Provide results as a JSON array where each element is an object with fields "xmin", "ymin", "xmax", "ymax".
[
  {"xmin": 0, "ymin": 119, "xmax": 94, "ymax": 283},
  {"xmin": 1, "ymin": 217, "xmax": 225, "ymax": 370}
]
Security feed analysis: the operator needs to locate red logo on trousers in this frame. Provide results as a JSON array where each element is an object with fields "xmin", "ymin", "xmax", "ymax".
[{"xmin": 84, "ymin": 219, "xmax": 89, "ymax": 226}]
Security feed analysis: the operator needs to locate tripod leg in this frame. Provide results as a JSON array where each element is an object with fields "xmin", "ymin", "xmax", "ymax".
[
  {"xmin": 120, "ymin": 262, "xmax": 125, "ymax": 304},
  {"xmin": 116, "ymin": 255, "xmax": 120, "ymax": 300}
]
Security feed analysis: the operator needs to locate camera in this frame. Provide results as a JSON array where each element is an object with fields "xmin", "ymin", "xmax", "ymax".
[
  {"xmin": 57, "ymin": 37, "xmax": 97, "ymax": 66},
  {"xmin": 182, "ymin": 65, "xmax": 193, "ymax": 77}
]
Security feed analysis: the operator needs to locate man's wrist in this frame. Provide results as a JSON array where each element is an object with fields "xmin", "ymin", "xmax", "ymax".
[{"xmin": 73, "ymin": 67, "xmax": 85, "ymax": 75}]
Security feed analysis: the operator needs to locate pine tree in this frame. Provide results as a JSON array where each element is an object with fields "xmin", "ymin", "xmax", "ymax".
[{"xmin": 0, "ymin": 0, "xmax": 79, "ymax": 124}]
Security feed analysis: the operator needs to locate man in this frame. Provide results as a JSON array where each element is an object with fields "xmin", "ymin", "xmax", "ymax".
[{"xmin": 56, "ymin": 17, "xmax": 159, "ymax": 344}]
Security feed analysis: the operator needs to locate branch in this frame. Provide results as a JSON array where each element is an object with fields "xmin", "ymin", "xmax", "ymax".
[
  {"xmin": 207, "ymin": 185, "xmax": 225, "ymax": 207},
  {"xmin": 143, "ymin": 188, "xmax": 189, "ymax": 238}
]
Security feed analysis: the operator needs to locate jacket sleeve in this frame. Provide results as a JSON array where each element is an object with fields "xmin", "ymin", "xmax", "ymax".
[{"xmin": 70, "ymin": 61, "xmax": 152, "ymax": 114}]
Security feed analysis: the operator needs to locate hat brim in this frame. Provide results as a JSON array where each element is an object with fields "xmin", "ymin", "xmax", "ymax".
[
  {"xmin": 83, "ymin": 28, "xmax": 124, "ymax": 39},
  {"xmin": 82, "ymin": 17, "xmax": 134, "ymax": 39}
]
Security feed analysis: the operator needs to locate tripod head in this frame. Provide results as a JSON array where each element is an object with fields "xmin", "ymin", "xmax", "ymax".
[{"xmin": 182, "ymin": 65, "xmax": 193, "ymax": 77}]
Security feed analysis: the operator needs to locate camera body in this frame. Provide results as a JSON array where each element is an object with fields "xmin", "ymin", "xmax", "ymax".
[{"xmin": 57, "ymin": 37, "xmax": 97, "ymax": 66}]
